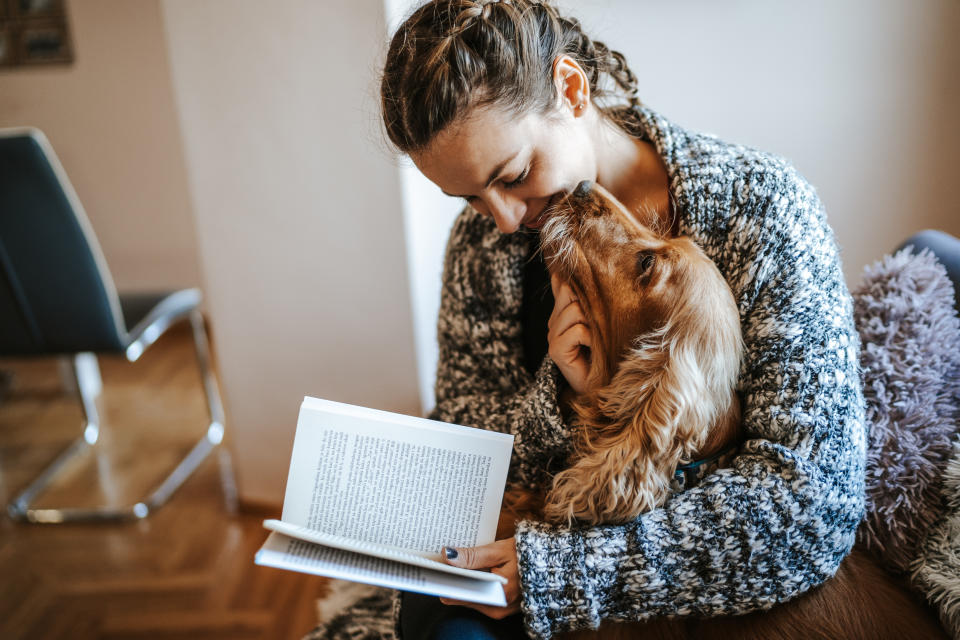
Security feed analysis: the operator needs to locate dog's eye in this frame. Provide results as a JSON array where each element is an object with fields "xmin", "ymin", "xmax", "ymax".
[{"xmin": 635, "ymin": 250, "xmax": 656, "ymax": 277}]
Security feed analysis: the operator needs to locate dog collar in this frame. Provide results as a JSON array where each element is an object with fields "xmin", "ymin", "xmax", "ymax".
[{"xmin": 672, "ymin": 443, "xmax": 739, "ymax": 492}]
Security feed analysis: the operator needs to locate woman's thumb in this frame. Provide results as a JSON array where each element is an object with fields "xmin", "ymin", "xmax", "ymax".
[{"xmin": 444, "ymin": 545, "xmax": 485, "ymax": 569}]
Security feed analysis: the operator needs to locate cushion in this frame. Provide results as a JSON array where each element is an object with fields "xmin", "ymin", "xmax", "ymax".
[
  {"xmin": 853, "ymin": 247, "xmax": 960, "ymax": 574},
  {"xmin": 911, "ymin": 437, "xmax": 960, "ymax": 638}
]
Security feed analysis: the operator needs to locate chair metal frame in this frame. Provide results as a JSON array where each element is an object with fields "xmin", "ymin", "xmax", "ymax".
[{"xmin": 1, "ymin": 127, "xmax": 236, "ymax": 523}]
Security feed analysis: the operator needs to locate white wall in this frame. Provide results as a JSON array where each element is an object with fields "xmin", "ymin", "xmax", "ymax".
[
  {"xmin": 392, "ymin": 0, "xmax": 960, "ymax": 413},
  {"xmin": 384, "ymin": 0, "xmax": 464, "ymax": 416},
  {"xmin": 0, "ymin": 0, "xmax": 201, "ymax": 291},
  {"xmin": 563, "ymin": 0, "xmax": 960, "ymax": 279},
  {"xmin": 162, "ymin": 0, "xmax": 420, "ymax": 506}
]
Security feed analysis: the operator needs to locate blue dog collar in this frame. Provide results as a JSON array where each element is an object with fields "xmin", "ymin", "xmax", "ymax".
[{"xmin": 672, "ymin": 443, "xmax": 739, "ymax": 492}]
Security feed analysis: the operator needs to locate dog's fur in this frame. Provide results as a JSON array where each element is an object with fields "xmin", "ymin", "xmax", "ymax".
[
  {"xmin": 535, "ymin": 181, "xmax": 743, "ymax": 525},
  {"xmin": 499, "ymin": 182, "xmax": 947, "ymax": 638}
]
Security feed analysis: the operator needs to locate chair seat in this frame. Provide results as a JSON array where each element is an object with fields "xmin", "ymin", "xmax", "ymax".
[
  {"xmin": 119, "ymin": 293, "xmax": 176, "ymax": 332},
  {"xmin": 119, "ymin": 289, "xmax": 202, "ymax": 361}
]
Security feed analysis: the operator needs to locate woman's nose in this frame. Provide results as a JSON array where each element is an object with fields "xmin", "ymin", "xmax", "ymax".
[{"xmin": 485, "ymin": 193, "xmax": 525, "ymax": 233}]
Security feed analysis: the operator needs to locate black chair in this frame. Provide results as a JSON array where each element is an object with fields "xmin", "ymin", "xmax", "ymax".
[
  {"xmin": 898, "ymin": 230, "xmax": 960, "ymax": 314},
  {"xmin": 0, "ymin": 127, "xmax": 235, "ymax": 523}
]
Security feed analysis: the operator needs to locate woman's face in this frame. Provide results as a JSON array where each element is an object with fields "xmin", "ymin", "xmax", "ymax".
[{"xmin": 411, "ymin": 103, "xmax": 597, "ymax": 234}]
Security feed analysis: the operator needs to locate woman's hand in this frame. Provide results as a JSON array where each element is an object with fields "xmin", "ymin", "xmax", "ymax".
[
  {"xmin": 548, "ymin": 273, "xmax": 592, "ymax": 394},
  {"xmin": 439, "ymin": 537, "xmax": 521, "ymax": 619}
]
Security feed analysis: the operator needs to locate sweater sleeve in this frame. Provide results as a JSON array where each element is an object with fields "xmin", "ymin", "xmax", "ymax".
[
  {"xmin": 427, "ymin": 207, "xmax": 575, "ymax": 489},
  {"xmin": 514, "ymin": 165, "xmax": 867, "ymax": 638}
]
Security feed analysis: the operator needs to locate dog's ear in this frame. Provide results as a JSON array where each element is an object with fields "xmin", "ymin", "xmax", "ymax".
[{"xmin": 544, "ymin": 336, "xmax": 686, "ymax": 525}]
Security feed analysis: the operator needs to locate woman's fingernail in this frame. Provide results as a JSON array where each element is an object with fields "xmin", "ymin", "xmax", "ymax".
[{"xmin": 445, "ymin": 547, "xmax": 458, "ymax": 560}]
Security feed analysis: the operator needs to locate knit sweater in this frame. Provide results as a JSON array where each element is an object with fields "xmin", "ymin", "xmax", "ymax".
[{"xmin": 425, "ymin": 106, "xmax": 867, "ymax": 638}]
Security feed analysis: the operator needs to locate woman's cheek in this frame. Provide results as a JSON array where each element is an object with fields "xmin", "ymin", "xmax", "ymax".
[{"xmin": 529, "ymin": 169, "xmax": 565, "ymax": 199}]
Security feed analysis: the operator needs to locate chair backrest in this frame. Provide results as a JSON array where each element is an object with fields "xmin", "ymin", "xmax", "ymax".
[{"xmin": 0, "ymin": 128, "xmax": 127, "ymax": 355}]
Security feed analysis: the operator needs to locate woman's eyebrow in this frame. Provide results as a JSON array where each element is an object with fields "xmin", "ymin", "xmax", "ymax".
[{"xmin": 441, "ymin": 149, "xmax": 522, "ymax": 198}]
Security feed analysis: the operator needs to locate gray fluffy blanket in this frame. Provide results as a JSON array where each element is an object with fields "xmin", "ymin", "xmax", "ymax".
[
  {"xmin": 913, "ymin": 437, "xmax": 960, "ymax": 638},
  {"xmin": 854, "ymin": 248, "xmax": 960, "ymax": 572}
]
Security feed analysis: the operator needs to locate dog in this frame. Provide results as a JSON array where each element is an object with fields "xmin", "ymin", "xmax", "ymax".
[
  {"xmin": 497, "ymin": 181, "xmax": 947, "ymax": 639},
  {"xmin": 535, "ymin": 179, "xmax": 742, "ymax": 526}
]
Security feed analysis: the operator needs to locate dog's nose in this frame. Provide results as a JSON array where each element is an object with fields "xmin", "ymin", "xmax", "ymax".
[{"xmin": 573, "ymin": 180, "xmax": 593, "ymax": 198}]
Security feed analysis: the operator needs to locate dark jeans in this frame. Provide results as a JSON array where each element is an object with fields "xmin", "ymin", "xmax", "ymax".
[
  {"xmin": 400, "ymin": 591, "xmax": 527, "ymax": 640},
  {"xmin": 899, "ymin": 229, "xmax": 960, "ymax": 313}
]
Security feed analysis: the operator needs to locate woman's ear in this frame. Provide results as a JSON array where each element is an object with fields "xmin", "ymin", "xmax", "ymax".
[{"xmin": 552, "ymin": 55, "xmax": 590, "ymax": 116}]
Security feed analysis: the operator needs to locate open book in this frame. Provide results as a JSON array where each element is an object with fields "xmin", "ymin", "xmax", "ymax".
[{"xmin": 254, "ymin": 396, "xmax": 515, "ymax": 606}]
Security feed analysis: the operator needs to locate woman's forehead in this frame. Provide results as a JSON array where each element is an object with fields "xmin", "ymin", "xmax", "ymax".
[{"xmin": 412, "ymin": 106, "xmax": 544, "ymax": 194}]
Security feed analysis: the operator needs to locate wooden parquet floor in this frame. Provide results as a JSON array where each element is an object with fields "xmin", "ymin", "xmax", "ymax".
[{"xmin": 0, "ymin": 328, "xmax": 329, "ymax": 640}]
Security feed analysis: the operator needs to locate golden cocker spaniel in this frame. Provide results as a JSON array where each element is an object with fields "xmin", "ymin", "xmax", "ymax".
[
  {"xmin": 500, "ymin": 180, "xmax": 945, "ymax": 640},
  {"xmin": 537, "ymin": 179, "xmax": 743, "ymax": 526}
]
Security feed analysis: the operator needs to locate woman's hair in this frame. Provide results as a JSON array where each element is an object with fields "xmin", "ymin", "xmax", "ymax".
[{"xmin": 381, "ymin": 0, "xmax": 640, "ymax": 154}]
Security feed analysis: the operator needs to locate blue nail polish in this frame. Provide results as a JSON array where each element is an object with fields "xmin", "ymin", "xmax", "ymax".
[{"xmin": 445, "ymin": 547, "xmax": 458, "ymax": 560}]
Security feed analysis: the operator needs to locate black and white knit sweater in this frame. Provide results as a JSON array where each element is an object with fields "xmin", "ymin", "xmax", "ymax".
[
  {"xmin": 425, "ymin": 106, "xmax": 867, "ymax": 638},
  {"xmin": 305, "ymin": 106, "xmax": 867, "ymax": 640}
]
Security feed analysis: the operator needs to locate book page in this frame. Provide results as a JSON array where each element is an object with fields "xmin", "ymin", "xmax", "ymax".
[
  {"xmin": 263, "ymin": 519, "xmax": 507, "ymax": 583},
  {"xmin": 281, "ymin": 397, "xmax": 514, "ymax": 554},
  {"xmin": 255, "ymin": 531, "xmax": 507, "ymax": 607}
]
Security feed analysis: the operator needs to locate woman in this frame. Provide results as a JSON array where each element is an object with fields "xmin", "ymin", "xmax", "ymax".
[{"xmin": 379, "ymin": 1, "xmax": 865, "ymax": 638}]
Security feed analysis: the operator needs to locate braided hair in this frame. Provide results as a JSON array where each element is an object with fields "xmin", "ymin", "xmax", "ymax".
[{"xmin": 381, "ymin": 0, "xmax": 641, "ymax": 153}]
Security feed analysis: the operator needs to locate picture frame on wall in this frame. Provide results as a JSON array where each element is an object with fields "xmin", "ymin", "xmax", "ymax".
[
  {"xmin": 0, "ymin": 0, "xmax": 73, "ymax": 68},
  {"xmin": 0, "ymin": 24, "xmax": 12, "ymax": 67},
  {"xmin": 17, "ymin": 0, "xmax": 65, "ymax": 17},
  {"xmin": 18, "ymin": 18, "xmax": 71, "ymax": 63}
]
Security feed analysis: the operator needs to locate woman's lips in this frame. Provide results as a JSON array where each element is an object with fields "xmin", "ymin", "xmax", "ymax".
[
  {"xmin": 523, "ymin": 192, "xmax": 564, "ymax": 230},
  {"xmin": 523, "ymin": 211, "xmax": 548, "ymax": 230}
]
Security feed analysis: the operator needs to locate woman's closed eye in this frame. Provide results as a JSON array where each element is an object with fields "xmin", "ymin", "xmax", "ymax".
[
  {"xmin": 459, "ymin": 167, "xmax": 528, "ymax": 204},
  {"xmin": 503, "ymin": 167, "xmax": 529, "ymax": 189}
]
